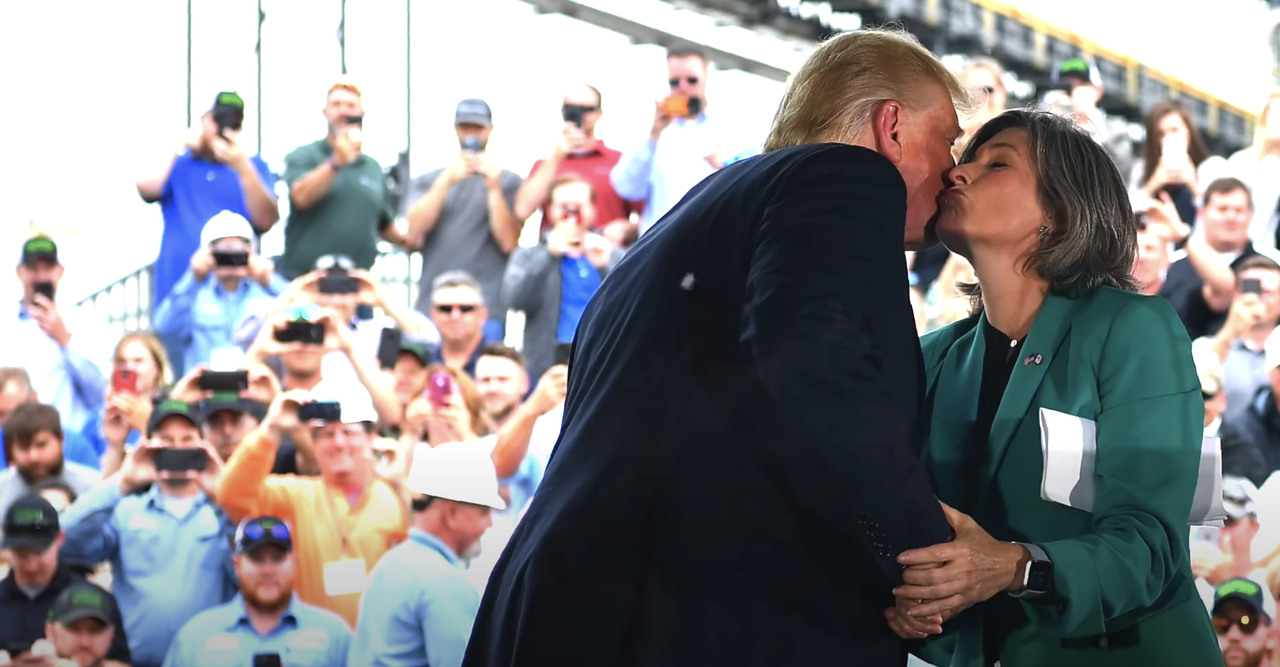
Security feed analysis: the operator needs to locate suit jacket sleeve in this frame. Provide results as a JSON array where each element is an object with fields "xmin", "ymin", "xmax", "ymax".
[
  {"xmin": 1033, "ymin": 297, "xmax": 1204, "ymax": 639},
  {"xmin": 742, "ymin": 145, "xmax": 953, "ymax": 589}
]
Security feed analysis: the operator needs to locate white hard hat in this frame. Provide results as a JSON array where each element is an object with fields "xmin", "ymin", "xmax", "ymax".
[
  {"xmin": 405, "ymin": 441, "xmax": 506, "ymax": 510},
  {"xmin": 200, "ymin": 211, "xmax": 256, "ymax": 249},
  {"xmin": 308, "ymin": 380, "xmax": 378, "ymax": 425}
]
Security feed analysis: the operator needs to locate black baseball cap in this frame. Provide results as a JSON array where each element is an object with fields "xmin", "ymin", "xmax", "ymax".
[
  {"xmin": 455, "ymin": 98, "xmax": 493, "ymax": 127},
  {"xmin": 48, "ymin": 582, "xmax": 115, "ymax": 627},
  {"xmin": 1213, "ymin": 577, "xmax": 1275, "ymax": 623},
  {"xmin": 399, "ymin": 340, "xmax": 432, "ymax": 367},
  {"xmin": 234, "ymin": 516, "xmax": 293, "ymax": 554},
  {"xmin": 20, "ymin": 236, "xmax": 58, "ymax": 266},
  {"xmin": 200, "ymin": 392, "xmax": 267, "ymax": 423},
  {"xmin": 147, "ymin": 398, "xmax": 204, "ymax": 436},
  {"xmin": 1055, "ymin": 58, "xmax": 1102, "ymax": 88},
  {"xmin": 211, "ymin": 92, "xmax": 245, "ymax": 131},
  {"xmin": 2, "ymin": 494, "xmax": 60, "ymax": 551}
]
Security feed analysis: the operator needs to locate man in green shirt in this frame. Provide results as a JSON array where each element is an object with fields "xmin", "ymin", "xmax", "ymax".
[{"xmin": 280, "ymin": 81, "xmax": 407, "ymax": 278}]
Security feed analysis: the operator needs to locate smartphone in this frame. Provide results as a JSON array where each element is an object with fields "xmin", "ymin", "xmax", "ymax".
[
  {"xmin": 153, "ymin": 448, "xmax": 208, "ymax": 473},
  {"xmin": 318, "ymin": 272, "xmax": 359, "ymax": 295},
  {"xmin": 1242, "ymin": 278, "xmax": 1263, "ymax": 295},
  {"xmin": 298, "ymin": 401, "xmax": 342, "ymax": 422},
  {"xmin": 112, "ymin": 368, "xmax": 138, "ymax": 394},
  {"xmin": 462, "ymin": 136, "xmax": 484, "ymax": 153},
  {"xmin": 661, "ymin": 95, "xmax": 702, "ymax": 118},
  {"xmin": 377, "ymin": 328, "xmax": 403, "ymax": 370},
  {"xmin": 427, "ymin": 371, "xmax": 455, "ymax": 407},
  {"xmin": 32, "ymin": 280, "xmax": 55, "ymax": 302},
  {"xmin": 554, "ymin": 343, "xmax": 573, "ymax": 367},
  {"xmin": 198, "ymin": 370, "xmax": 249, "ymax": 392},
  {"xmin": 252, "ymin": 654, "xmax": 282, "ymax": 667},
  {"xmin": 1192, "ymin": 525, "xmax": 1222, "ymax": 543},
  {"xmin": 212, "ymin": 250, "xmax": 250, "ymax": 267},
  {"xmin": 274, "ymin": 320, "xmax": 326, "ymax": 345},
  {"xmin": 3, "ymin": 639, "xmax": 33, "ymax": 656},
  {"xmin": 342, "ymin": 115, "xmax": 363, "ymax": 128},
  {"xmin": 562, "ymin": 104, "xmax": 585, "ymax": 128}
]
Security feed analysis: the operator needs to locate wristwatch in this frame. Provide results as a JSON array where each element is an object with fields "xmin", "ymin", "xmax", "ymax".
[{"xmin": 1009, "ymin": 542, "xmax": 1053, "ymax": 599}]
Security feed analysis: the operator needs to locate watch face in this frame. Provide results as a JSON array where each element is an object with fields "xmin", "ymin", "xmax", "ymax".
[{"xmin": 1027, "ymin": 560, "xmax": 1053, "ymax": 593}]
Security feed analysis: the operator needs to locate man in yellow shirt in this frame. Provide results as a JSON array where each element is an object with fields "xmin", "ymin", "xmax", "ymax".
[{"xmin": 216, "ymin": 379, "xmax": 406, "ymax": 628}]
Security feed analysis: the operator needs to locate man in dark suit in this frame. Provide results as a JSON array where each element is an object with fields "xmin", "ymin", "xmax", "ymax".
[{"xmin": 464, "ymin": 28, "xmax": 966, "ymax": 667}]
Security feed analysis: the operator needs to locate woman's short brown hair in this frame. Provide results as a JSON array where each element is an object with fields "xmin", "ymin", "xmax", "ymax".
[
  {"xmin": 764, "ymin": 26, "xmax": 970, "ymax": 152},
  {"xmin": 958, "ymin": 110, "xmax": 1139, "ymax": 311}
]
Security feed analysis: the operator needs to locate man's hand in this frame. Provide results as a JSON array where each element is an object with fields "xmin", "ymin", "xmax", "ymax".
[
  {"xmin": 29, "ymin": 294, "xmax": 71, "ymax": 348},
  {"xmin": 403, "ymin": 396, "xmax": 432, "ymax": 440},
  {"xmin": 169, "ymin": 365, "xmax": 210, "ymax": 404},
  {"xmin": 318, "ymin": 308, "xmax": 356, "ymax": 355},
  {"xmin": 584, "ymin": 234, "xmax": 613, "ymax": 269},
  {"xmin": 279, "ymin": 271, "xmax": 322, "ymax": 304},
  {"xmin": 243, "ymin": 364, "xmax": 282, "ymax": 404},
  {"xmin": 553, "ymin": 124, "xmax": 590, "ymax": 160},
  {"xmin": 527, "ymin": 365, "xmax": 569, "ymax": 415},
  {"xmin": 475, "ymin": 159, "xmax": 503, "ymax": 190},
  {"xmin": 191, "ymin": 246, "xmax": 216, "ymax": 282},
  {"xmin": 884, "ymin": 595, "xmax": 943, "ymax": 639},
  {"xmin": 1224, "ymin": 294, "xmax": 1268, "ymax": 336},
  {"xmin": 351, "ymin": 270, "xmax": 387, "ymax": 309},
  {"xmin": 546, "ymin": 225, "xmax": 577, "ymax": 258},
  {"xmin": 650, "ymin": 99, "xmax": 675, "ymax": 142},
  {"xmin": 102, "ymin": 405, "xmax": 133, "ymax": 450},
  {"xmin": 332, "ymin": 129, "xmax": 363, "ymax": 167},
  {"xmin": 119, "ymin": 441, "xmax": 159, "ymax": 494},
  {"xmin": 9, "ymin": 639, "xmax": 56, "ymax": 667},
  {"xmin": 1143, "ymin": 191, "xmax": 1190, "ymax": 244},
  {"xmin": 894, "ymin": 502, "xmax": 1028, "ymax": 620},
  {"xmin": 190, "ymin": 441, "xmax": 225, "ymax": 496},
  {"xmin": 262, "ymin": 389, "xmax": 309, "ymax": 442},
  {"xmin": 443, "ymin": 154, "xmax": 474, "ymax": 186},
  {"xmin": 109, "ymin": 392, "xmax": 153, "ymax": 434},
  {"xmin": 248, "ymin": 254, "xmax": 276, "ymax": 288},
  {"xmin": 208, "ymin": 134, "xmax": 250, "ymax": 171}
]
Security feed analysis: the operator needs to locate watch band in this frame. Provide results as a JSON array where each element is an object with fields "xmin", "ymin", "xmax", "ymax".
[{"xmin": 1009, "ymin": 542, "xmax": 1051, "ymax": 599}]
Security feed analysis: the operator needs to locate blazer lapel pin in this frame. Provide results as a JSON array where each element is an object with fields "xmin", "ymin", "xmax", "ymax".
[{"xmin": 1023, "ymin": 354, "xmax": 1044, "ymax": 366}]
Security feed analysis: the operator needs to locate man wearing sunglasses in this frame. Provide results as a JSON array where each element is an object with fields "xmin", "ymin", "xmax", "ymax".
[
  {"xmin": 136, "ymin": 91, "xmax": 280, "ymax": 308},
  {"xmin": 515, "ymin": 84, "xmax": 643, "ymax": 246},
  {"xmin": 1210, "ymin": 577, "xmax": 1275, "ymax": 667},
  {"xmin": 609, "ymin": 45, "xmax": 730, "ymax": 237},
  {"xmin": 163, "ymin": 516, "xmax": 352, "ymax": 667}
]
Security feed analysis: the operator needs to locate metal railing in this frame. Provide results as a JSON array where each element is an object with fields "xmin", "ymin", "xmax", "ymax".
[{"xmin": 78, "ymin": 245, "xmax": 424, "ymax": 335}]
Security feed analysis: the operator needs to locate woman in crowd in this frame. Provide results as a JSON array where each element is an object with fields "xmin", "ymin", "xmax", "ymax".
[
  {"xmin": 1130, "ymin": 99, "xmax": 1217, "ymax": 225},
  {"xmin": 81, "ymin": 332, "xmax": 172, "ymax": 470},
  {"xmin": 889, "ymin": 110, "xmax": 1220, "ymax": 666}
]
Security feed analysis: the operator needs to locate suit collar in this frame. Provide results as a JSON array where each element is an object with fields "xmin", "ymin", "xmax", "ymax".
[{"xmin": 976, "ymin": 292, "xmax": 1079, "ymax": 502}]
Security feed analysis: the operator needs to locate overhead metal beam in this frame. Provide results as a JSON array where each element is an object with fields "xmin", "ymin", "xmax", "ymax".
[{"xmin": 520, "ymin": 0, "xmax": 793, "ymax": 82}]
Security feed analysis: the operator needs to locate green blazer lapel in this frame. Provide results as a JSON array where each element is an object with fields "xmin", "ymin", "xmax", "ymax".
[
  {"xmin": 976, "ymin": 293, "xmax": 1081, "ymax": 504},
  {"xmin": 926, "ymin": 324, "xmax": 984, "ymax": 511}
]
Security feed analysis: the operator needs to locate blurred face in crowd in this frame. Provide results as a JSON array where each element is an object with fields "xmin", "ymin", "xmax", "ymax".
[
  {"xmin": 115, "ymin": 337, "xmax": 162, "ymax": 396},
  {"xmin": 10, "ymin": 532, "xmax": 63, "ymax": 589},
  {"xmin": 0, "ymin": 379, "xmax": 33, "ymax": 427},
  {"xmin": 393, "ymin": 354, "xmax": 429, "ymax": 407},
  {"xmin": 431, "ymin": 285, "xmax": 487, "ymax": 347},
  {"xmin": 47, "ymin": 617, "xmax": 114, "ymax": 667},
  {"xmin": 667, "ymin": 54, "xmax": 708, "ymax": 106},
  {"xmin": 16, "ymin": 258, "xmax": 63, "ymax": 304},
  {"xmin": 474, "ymin": 355, "xmax": 527, "ymax": 423},
  {"xmin": 203, "ymin": 409, "xmax": 255, "ymax": 462},
  {"xmin": 237, "ymin": 545, "xmax": 295, "ymax": 612},
  {"xmin": 1156, "ymin": 110, "xmax": 1190, "ymax": 147},
  {"xmin": 1064, "ymin": 77, "xmax": 1101, "ymax": 111},
  {"xmin": 150, "ymin": 417, "xmax": 204, "ymax": 488},
  {"xmin": 210, "ymin": 236, "xmax": 252, "ymax": 286},
  {"xmin": 548, "ymin": 180, "xmax": 596, "ymax": 241},
  {"xmin": 1202, "ymin": 188, "xmax": 1254, "ymax": 252},
  {"xmin": 444, "ymin": 501, "xmax": 493, "ymax": 561},
  {"xmin": 199, "ymin": 111, "xmax": 241, "ymax": 151},
  {"xmin": 1134, "ymin": 229, "xmax": 1169, "ymax": 291},
  {"xmin": 1215, "ymin": 600, "xmax": 1270, "ymax": 667},
  {"xmin": 961, "ymin": 65, "xmax": 1006, "ymax": 119},
  {"xmin": 1237, "ymin": 267, "xmax": 1280, "ymax": 324},
  {"xmin": 12, "ymin": 429, "xmax": 65, "ymax": 485},
  {"xmin": 456, "ymin": 123, "xmax": 493, "ymax": 152},
  {"xmin": 895, "ymin": 83, "xmax": 963, "ymax": 249},
  {"xmin": 311, "ymin": 421, "xmax": 372, "ymax": 486},
  {"xmin": 937, "ymin": 128, "xmax": 1040, "ymax": 257},
  {"xmin": 324, "ymin": 87, "xmax": 363, "ymax": 137},
  {"xmin": 563, "ymin": 85, "xmax": 603, "ymax": 136}
]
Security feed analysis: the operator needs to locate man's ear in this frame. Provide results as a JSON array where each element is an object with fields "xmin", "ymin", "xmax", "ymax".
[{"xmin": 871, "ymin": 100, "xmax": 906, "ymax": 165}]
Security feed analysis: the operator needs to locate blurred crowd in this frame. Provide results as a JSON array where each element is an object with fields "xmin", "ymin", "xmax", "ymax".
[{"xmin": 1, "ymin": 41, "xmax": 1279, "ymax": 667}]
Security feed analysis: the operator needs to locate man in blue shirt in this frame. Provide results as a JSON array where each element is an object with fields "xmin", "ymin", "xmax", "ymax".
[
  {"xmin": 154, "ymin": 211, "xmax": 289, "ymax": 373},
  {"xmin": 163, "ymin": 515, "xmax": 352, "ymax": 667},
  {"xmin": 59, "ymin": 400, "xmax": 238, "ymax": 667},
  {"xmin": 136, "ymin": 91, "xmax": 279, "ymax": 344},
  {"xmin": 349, "ymin": 441, "xmax": 505, "ymax": 667}
]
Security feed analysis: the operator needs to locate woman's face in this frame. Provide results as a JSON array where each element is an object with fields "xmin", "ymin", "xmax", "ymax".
[
  {"xmin": 116, "ymin": 339, "xmax": 160, "ymax": 394},
  {"xmin": 937, "ymin": 128, "xmax": 1047, "ymax": 258},
  {"xmin": 1156, "ymin": 111, "xmax": 1188, "ymax": 144}
]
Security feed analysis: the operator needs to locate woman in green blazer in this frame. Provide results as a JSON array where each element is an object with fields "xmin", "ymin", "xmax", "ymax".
[{"xmin": 886, "ymin": 110, "xmax": 1222, "ymax": 666}]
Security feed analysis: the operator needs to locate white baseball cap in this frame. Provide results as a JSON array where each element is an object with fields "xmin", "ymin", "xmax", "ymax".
[
  {"xmin": 200, "ymin": 211, "xmax": 256, "ymax": 249},
  {"xmin": 405, "ymin": 441, "xmax": 506, "ymax": 510},
  {"xmin": 308, "ymin": 380, "xmax": 378, "ymax": 425}
]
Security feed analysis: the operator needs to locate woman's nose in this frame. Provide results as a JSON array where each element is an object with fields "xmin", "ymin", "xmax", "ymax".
[{"xmin": 946, "ymin": 164, "xmax": 972, "ymax": 186}]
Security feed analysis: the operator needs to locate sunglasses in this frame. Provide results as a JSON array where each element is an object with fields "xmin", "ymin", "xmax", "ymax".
[
  {"xmin": 315, "ymin": 254, "xmax": 355, "ymax": 272},
  {"xmin": 282, "ymin": 303, "xmax": 322, "ymax": 322},
  {"xmin": 669, "ymin": 76, "xmax": 699, "ymax": 88},
  {"xmin": 435, "ymin": 304, "xmax": 478, "ymax": 315},
  {"xmin": 1214, "ymin": 614, "xmax": 1263, "ymax": 635}
]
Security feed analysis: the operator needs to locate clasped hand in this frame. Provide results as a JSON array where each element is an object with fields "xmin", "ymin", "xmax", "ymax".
[{"xmin": 884, "ymin": 502, "xmax": 1028, "ymax": 640}]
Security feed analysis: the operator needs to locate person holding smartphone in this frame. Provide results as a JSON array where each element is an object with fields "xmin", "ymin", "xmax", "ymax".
[
  {"xmin": 162, "ymin": 516, "xmax": 352, "ymax": 667},
  {"xmin": 154, "ymin": 211, "xmax": 289, "ymax": 376},
  {"xmin": 1, "ymin": 236, "xmax": 110, "ymax": 437},
  {"xmin": 59, "ymin": 401, "xmax": 236, "ymax": 667}
]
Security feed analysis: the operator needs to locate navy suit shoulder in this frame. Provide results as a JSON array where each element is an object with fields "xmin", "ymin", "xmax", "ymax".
[{"xmin": 464, "ymin": 143, "xmax": 949, "ymax": 667}]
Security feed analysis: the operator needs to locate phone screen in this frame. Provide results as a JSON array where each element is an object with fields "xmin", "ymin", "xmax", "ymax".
[
  {"xmin": 198, "ymin": 371, "xmax": 249, "ymax": 392},
  {"xmin": 427, "ymin": 372, "xmax": 455, "ymax": 407},
  {"xmin": 377, "ymin": 328, "xmax": 403, "ymax": 370},
  {"xmin": 1242, "ymin": 278, "xmax": 1263, "ymax": 295},
  {"xmin": 153, "ymin": 448, "xmax": 208, "ymax": 473},
  {"xmin": 112, "ymin": 368, "xmax": 137, "ymax": 394},
  {"xmin": 32, "ymin": 281, "xmax": 55, "ymax": 302}
]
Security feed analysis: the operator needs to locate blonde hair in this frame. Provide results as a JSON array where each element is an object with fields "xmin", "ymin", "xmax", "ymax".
[
  {"xmin": 764, "ymin": 27, "xmax": 970, "ymax": 153},
  {"xmin": 113, "ymin": 332, "xmax": 173, "ymax": 388}
]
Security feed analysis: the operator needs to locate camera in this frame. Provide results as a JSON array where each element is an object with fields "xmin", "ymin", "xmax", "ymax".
[
  {"xmin": 298, "ymin": 401, "xmax": 342, "ymax": 422},
  {"xmin": 212, "ymin": 250, "xmax": 250, "ymax": 267},
  {"xmin": 198, "ymin": 370, "xmax": 249, "ymax": 392},
  {"xmin": 154, "ymin": 448, "xmax": 209, "ymax": 473},
  {"xmin": 318, "ymin": 269, "xmax": 359, "ymax": 295},
  {"xmin": 274, "ymin": 320, "xmax": 326, "ymax": 345}
]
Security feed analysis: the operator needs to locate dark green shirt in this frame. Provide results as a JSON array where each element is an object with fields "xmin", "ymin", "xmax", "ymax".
[{"xmin": 281, "ymin": 139, "xmax": 392, "ymax": 277}]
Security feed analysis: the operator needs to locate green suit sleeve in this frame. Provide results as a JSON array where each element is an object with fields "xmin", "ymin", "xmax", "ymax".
[{"xmin": 1032, "ymin": 297, "xmax": 1203, "ymax": 639}]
